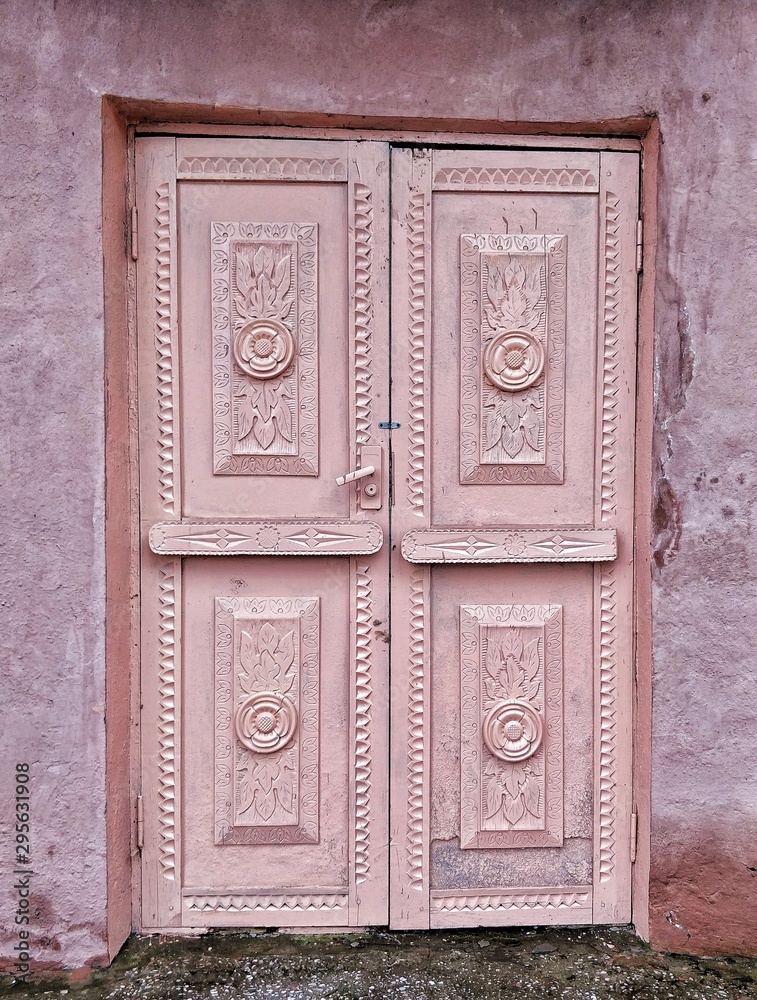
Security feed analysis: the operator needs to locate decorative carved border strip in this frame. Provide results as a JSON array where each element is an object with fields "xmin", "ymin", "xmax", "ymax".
[
  {"xmin": 214, "ymin": 597, "xmax": 319, "ymax": 845},
  {"xmin": 406, "ymin": 570, "xmax": 426, "ymax": 890},
  {"xmin": 157, "ymin": 563, "xmax": 177, "ymax": 880},
  {"xmin": 430, "ymin": 888, "xmax": 592, "ymax": 913},
  {"xmin": 178, "ymin": 156, "xmax": 347, "ymax": 181},
  {"xmin": 353, "ymin": 182, "xmax": 374, "ymax": 446},
  {"xmin": 184, "ymin": 890, "xmax": 348, "ymax": 912},
  {"xmin": 460, "ymin": 234, "xmax": 566, "ymax": 484},
  {"xmin": 433, "ymin": 166, "xmax": 598, "ymax": 192},
  {"xmin": 460, "ymin": 604, "xmax": 563, "ymax": 849},
  {"xmin": 407, "ymin": 189, "xmax": 427, "ymax": 514},
  {"xmin": 598, "ymin": 567, "xmax": 618, "ymax": 881},
  {"xmin": 402, "ymin": 528, "xmax": 616, "ymax": 564},
  {"xmin": 150, "ymin": 520, "xmax": 383, "ymax": 556},
  {"xmin": 154, "ymin": 183, "xmax": 176, "ymax": 516},
  {"xmin": 354, "ymin": 565, "xmax": 373, "ymax": 883},
  {"xmin": 600, "ymin": 192, "xmax": 621, "ymax": 522}
]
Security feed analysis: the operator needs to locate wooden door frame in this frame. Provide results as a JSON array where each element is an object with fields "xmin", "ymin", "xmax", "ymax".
[{"xmin": 103, "ymin": 97, "xmax": 657, "ymax": 956}]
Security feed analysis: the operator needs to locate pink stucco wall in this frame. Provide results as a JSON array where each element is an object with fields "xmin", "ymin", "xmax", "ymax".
[{"xmin": 2, "ymin": 0, "xmax": 756, "ymax": 969}]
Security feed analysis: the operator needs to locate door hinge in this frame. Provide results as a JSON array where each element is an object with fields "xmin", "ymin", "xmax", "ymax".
[
  {"xmin": 136, "ymin": 794, "xmax": 144, "ymax": 851},
  {"xmin": 635, "ymin": 219, "xmax": 643, "ymax": 273},
  {"xmin": 131, "ymin": 205, "xmax": 139, "ymax": 261},
  {"xmin": 630, "ymin": 809, "xmax": 638, "ymax": 863}
]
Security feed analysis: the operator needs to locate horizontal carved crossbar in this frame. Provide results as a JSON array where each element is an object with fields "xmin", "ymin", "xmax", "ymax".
[
  {"xmin": 401, "ymin": 528, "xmax": 616, "ymax": 564},
  {"xmin": 150, "ymin": 520, "xmax": 383, "ymax": 556}
]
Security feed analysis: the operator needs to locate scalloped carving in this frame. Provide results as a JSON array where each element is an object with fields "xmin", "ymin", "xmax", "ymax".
[
  {"xmin": 215, "ymin": 597, "xmax": 319, "ymax": 845},
  {"xmin": 430, "ymin": 888, "xmax": 591, "ymax": 913},
  {"xmin": 407, "ymin": 189, "xmax": 427, "ymax": 514},
  {"xmin": 158, "ymin": 563, "xmax": 177, "ymax": 879},
  {"xmin": 211, "ymin": 222, "xmax": 318, "ymax": 475},
  {"xmin": 354, "ymin": 565, "xmax": 373, "ymax": 883},
  {"xmin": 353, "ymin": 183, "xmax": 374, "ymax": 446},
  {"xmin": 433, "ymin": 166, "xmax": 598, "ymax": 191},
  {"xmin": 601, "ymin": 192, "xmax": 621, "ymax": 522},
  {"xmin": 460, "ymin": 234, "xmax": 566, "ymax": 485},
  {"xmin": 154, "ymin": 183, "xmax": 176, "ymax": 515},
  {"xmin": 406, "ymin": 571, "xmax": 426, "ymax": 889},
  {"xmin": 184, "ymin": 891, "xmax": 348, "ymax": 912},
  {"xmin": 178, "ymin": 156, "xmax": 347, "ymax": 181},
  {"xmin": 598, "ymin": 567, "xmax": 618, "ymax": 881},
  {"xmin": 460, "ymin": 603, "xmax": 563, "ymax": 849}
]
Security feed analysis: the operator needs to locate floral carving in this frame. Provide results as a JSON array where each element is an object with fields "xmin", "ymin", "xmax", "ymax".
[
  {"xmin": 484, "ymin": 331, "xmax": 545, "ymax": 393},
  {"xmin": 485, "ymin": 259, "xmax": 544, "ymax": 335},
  {"xmin": 235, "ymin": 623, "xmax": 298, "ymax": 823},
  {"xmin": 483, "ymin": 699, "xmax": 543, "ymax": 763}
]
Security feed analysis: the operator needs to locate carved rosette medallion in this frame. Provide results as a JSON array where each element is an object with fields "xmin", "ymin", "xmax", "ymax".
[
  {"xmin": 235, "ymin": 691, "xmax": 298, "ymax": 753},
  {"xmin": 460, "ymin": 603, "xmax": 563, "ymax": 850},
  {"xmin": 234, "ymin": 318, "xmax": 296, "ymax": 380},
  {"xmin": 483, "ymin": 331, "xmax": 545, "ymax": 392},
  {"xmin": 215, "ymin": 597, "xmax": 319, "ymax": 845},
  {"xmin": 212, "ymin": 222, "xmax": 319, "ymax": 475},
  {"xmin": 460, "ymin": 234, "xmax": 566, "ymax": 484},
  {"xmin": 483, "ymin": 699, "xmax": 543, "ymax": 762}
]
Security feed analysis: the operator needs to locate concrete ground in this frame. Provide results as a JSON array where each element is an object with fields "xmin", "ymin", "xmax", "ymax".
[{"xmin": 3, "ymin": 927, "xmax": 757, "ymax": 1000}]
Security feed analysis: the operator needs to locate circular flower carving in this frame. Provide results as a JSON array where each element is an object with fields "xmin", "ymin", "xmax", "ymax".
[
  {"xmin": 235, "ymin": 692, "xmax": 298, "ymax": 754},
  {"xmin": 234, "ymin": 318, "xmax": 295, "ymax": 380},
  {"xmin": 256, "ymin": 525, "xmax": 280, "ymax": 550},
  {"xmin": 483, "ymin": 699, "xmax": 543, "ymax": 762},
  {"xmin": 500, "ymin": 531, "xmax": 527, "ymax": 557},
  {"xmin": 483, "ymin": 330, "xmax": 545, "ymax": 392}
]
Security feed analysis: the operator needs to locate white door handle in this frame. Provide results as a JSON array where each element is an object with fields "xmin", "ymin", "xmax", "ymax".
[{"xmin": 335, "ymin": 465, "xmax": 375, "ymax": 487}]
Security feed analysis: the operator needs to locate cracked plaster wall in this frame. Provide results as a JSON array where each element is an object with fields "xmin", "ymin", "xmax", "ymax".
[{"xmin": 1, "ymin": 0, "xmax": 756, "ymax": 968}]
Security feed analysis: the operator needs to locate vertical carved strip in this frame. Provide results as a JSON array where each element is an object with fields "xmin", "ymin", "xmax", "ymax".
[
  {"xmin": 353, "ymin": 183, "xmax": 374, "ymax": 445},
  {"xmin": 354, "ymin": 565, "xmax": 373, "ymax": 883},
  {"xmin": 154, "ymin": 183, "xmax": 175, "ymax": 516},
  {"xmin": 598, "ymin": 566, "xmax": 618, "ymax": 881},
  {"xmin": 600, "ymin": 193, "xmax": 621, "ymax": 522},
  {"xmin": 158, "ymin": 563, "xmax": 177, "ymax": 879},
  {"xmin": 406, "ymin": 571, "xmax": 426, "ymax": 889},
  {"xmin": 407, "ymin": 191, "xmax": 426, "ymax": 514}
]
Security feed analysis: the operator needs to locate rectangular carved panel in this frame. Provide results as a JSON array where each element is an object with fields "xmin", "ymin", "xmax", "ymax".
[
  {"xmin": 402, "ymin": 528, "xmax": 616, "ymax": 564},
  {"xmin": 212, "ymin": 223, "xmax": 318, "ymax": 475},
  {"xmin": 460, "ymin": 603, "xmax": 563, "ymax": 849},
  {"xmin": 150, "ymin": 520, "xmax": 383, "ymax": 556},
  {"xmin": 215, "ymin": 597, "xmax": 319, "ymax": 845},
  {"xmin": 460, "ymin": 234, "xmax": 566, "ymax": 484}
]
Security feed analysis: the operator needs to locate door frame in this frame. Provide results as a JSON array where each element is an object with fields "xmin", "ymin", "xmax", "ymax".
[{"xmin": 102, "ymin": 98, "xmax": 657, "ymax": 954}]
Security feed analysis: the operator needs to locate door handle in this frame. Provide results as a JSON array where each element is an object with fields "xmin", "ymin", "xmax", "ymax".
[{"xmin": 335, "ymin": 445, "xmax": 383, "ymax": 510}]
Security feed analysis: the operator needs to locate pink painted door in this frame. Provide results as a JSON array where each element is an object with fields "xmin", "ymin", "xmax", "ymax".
[
  {"xmin": 136, "ymin": 137, "xmax": 639, "ymax": 932},
  {"xmin": 389, "ymin": 148, "xmax": 639, "ymax": 928},
  {"xmin": 136, "ymin": 137, "xmax": 391, "ymax": 929}
]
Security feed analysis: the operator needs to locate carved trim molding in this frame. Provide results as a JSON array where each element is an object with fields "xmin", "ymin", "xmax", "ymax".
[
  {"xmin": 353, "ymin": 182, "xmax": 374, "ymax": 446},
  {"xmin": 211, "ymin": 222, "xmax": 318, "ymax": 476},
  {"xmin": 460, "ymin": 234, "xmax": 566, "ymax": 485},
  {"xmin": 460, "ymin": 603, "xmax": 563, "ymax": 849},
  {"xmin": 150, "ymin": 520, "xmax": 383, "ymax": 556},
  {"xmin": 430, "ymin": 888, "xmax": 591, "ymax": 913},
  {"xmin": 154, "ymin": 183, "xmax": 176, "ymax": 516},
  {"xmin": 598, "ymin": 567, "xmax": 618, "ymax": 882},
  {"xmin": 402, "ymin": 528, "xmax": 616, "ymax": 564},
  {"xmin": 215, "ymin": 597, "xmax": 319, "ymax": 845},
  {"xmin": 600, "ymin": 192, "xmax": 621, "ymax": 522},
  {"xmin": 184, "ymin": 890, "xmax": 348, "ymax": 912},
  {"xmin": 433, "ymin": 165, "xmax": 598, "ymax": 192},
  {"xmin": 407, "ymin": 189, "xmax": 427, "ymax": 514},
  {"xmin": 406, "ymin": 571, "xmax": 426, "ymax": 890},
  {"xmin": 354, "ymin": 565, "xmax": 373, "ymax": 884},
  {"xmin": 178, "ymin": 156, "xmax": 347, "ymax": 181},
  {"xmin": 157, "ymin": 563, "xmax": 177, "ymax": 880}
]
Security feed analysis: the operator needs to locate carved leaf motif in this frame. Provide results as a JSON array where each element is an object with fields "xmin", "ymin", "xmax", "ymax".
[
  {"xmin": 522, "ymin": 774, "xmax": 541, "ymax": 817},
  {"xmin": 240, "ymin": 630, "xmax": 256, "ymax": 673},
  {"xmin": 522, "ymin": 405, "xmax": 541, "ymax": 451}
]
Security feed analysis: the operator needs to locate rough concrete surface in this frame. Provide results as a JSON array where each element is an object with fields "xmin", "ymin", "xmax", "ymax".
[
  {"xmin": 2, "ymin": 0, "xmax": 757, "ymax": 968},
  {"xmin": 5, "ymin": 928, "xmax": 757, "ymax": 999}
]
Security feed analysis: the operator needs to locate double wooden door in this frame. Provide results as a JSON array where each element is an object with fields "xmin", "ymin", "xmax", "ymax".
[{"xmin": 136, "ymin": 136, "xmax": 639, "ymax": 931}]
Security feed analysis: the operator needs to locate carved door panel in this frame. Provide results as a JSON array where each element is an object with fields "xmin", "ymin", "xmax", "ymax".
[
  {"xmin": 390, "ymin": 149, "xmax": 639, "ymax": 928},
  {"xmin": 136, "ymin": 137, "xmax": 390, "ymax": 929}
]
